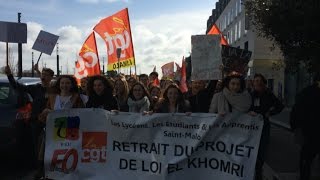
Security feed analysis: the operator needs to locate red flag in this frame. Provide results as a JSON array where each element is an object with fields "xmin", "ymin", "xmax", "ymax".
[
  {"xmin": 207, "ymin": 24, "xmax": 229, "ymax": 45},
  {"xmin": 74, "ymin": 32, "xmax": 101, "ymax": 84},
  {"xmin": 152, "ymin": 78, "xmax": 160, "ymax": 86},
  {"xmin": 94, "ymin": 8, "xmax": 135, "ymax": 71},
  {"xmin": 151, "ymin": 66, "xmax": 160, "ymax": 86},
  {"xmin": 180, "ymin": 57, "xmax": 188, "ymax": 93},
  {"xmin": 161, "ymin": 62, "xmax": 174, "ymax": 80}
]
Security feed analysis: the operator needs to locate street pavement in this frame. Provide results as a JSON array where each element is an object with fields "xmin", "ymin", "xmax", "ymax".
[{"xmin": 266, "ymin": 108, "xmax": 320, "ymax": 180}]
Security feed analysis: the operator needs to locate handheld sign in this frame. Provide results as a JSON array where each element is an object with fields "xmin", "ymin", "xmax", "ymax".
[
  {"xmin": 221, "ymin": 45, "xmax": 252, "ymax": 75},
  {"xmin": 32, "ymin": 30, "xmax": 59, "ymax": 55},
  {"xmin": 0, "ymin": 21, "xmax": 27, "ymax": 65},
  {"xmin": 191, "ymin": 35, "xmax": 222, "ymax": 80},
  {"xmin": 0, "ymin": 21, "xmax": 27, "ymax": 43}
]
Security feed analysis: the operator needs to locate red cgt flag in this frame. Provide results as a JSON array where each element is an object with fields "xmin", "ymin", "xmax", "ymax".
[
  {"xmin": 180, "ymin": 57, "xmax": 188, "ymax": 93},
  {"xmin": 207, "ymin": 24, "xmax": 229, "ymax": 45},
  {"xmin": 94, "ymin": 8, "xmax": 135, "ymax": 71},
  {"xmin": 74, "ymin": 32, "xmax": 101, "ymax": 84}
]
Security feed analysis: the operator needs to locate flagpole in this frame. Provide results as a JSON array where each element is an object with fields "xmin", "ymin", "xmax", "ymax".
[
  {"xmin": 116, "ymin": 48, "xmax": 121, "ymax": 74},
  {"xmin": 126, "ymin": 8, "xmax": 137, "ymax": 75},
  {"xmin": 93, "ymin": 32, "xmax": 101, "ymax": 74}
]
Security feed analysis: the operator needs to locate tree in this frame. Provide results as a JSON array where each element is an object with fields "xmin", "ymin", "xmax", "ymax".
[
  {"xmin": 244, "ymin": 0, "xmax": 320, "ymax": 73},
  {"xmin": 8, "ymin": 47, "xmax": 17, "ymax": 75},
  {"xmin": 0, "ymin": 46, "xmax": 17, "ymax": 75}
]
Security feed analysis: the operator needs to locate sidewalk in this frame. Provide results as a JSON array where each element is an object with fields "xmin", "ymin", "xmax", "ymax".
[
  {"xmin": 269, "ymin": 108, "xmax": 291, "ymax": 130},
  {"xmin": 267, "ymin": 108, "xmax": 320, "ymax": 180}
]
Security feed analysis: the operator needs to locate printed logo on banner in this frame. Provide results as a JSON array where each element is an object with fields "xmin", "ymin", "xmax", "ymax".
[
  {"xmin": 81, "ymin": 132, "xmax": 107, "ymax": 163},
  {"xmin": 54, "ymin": 116, "xmax": 80, "ymax": 141}
]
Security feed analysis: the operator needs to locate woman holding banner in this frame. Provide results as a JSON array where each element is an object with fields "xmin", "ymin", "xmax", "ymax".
[
  {"xmin": 154, "ymin": 84, "xmax": 191, "ymax": 113},
  {"xmin": 209, "ymin": 73, "xmax": 252, "ymax": 116},
  {"xmin": 37, "ymin": 75, "xmax": 84, "ymax": 179},
  {"xmin": 86, "ymin": 75, "xmax": 118, "ymax": 110},
  {"xmin": 127, "ymin": 82, "xmax": 151, "ymax": 113},
  {"xmin": 114, "ymin": 77, "xmax": 129, "ymax": 112}
]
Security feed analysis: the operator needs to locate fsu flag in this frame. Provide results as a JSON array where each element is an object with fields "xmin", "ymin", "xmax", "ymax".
[
  {"xmin": 161, "ymin": 62, "xmax": 174, "ymax": 80},
  {"xmin": 74, "ymin": 32, "xmax": 101, "ymax": 84},
  {"xmin": 207, "ymin": 24, "xmax": 229, "ymax": 45},
  {"xmin": 94, "ymin": 8, "xmax": 135, "ymax": 71},
  {"xmin": 180, "ymin": 57, "xmax": 188, "ymax": 93}
]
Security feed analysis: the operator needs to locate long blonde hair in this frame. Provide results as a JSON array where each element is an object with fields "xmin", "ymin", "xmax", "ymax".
[{"xmin": 114, "ymin": 77, "xmax": 129, "ymax": 101}]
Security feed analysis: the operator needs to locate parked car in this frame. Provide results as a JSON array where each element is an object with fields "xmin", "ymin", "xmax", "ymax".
[{"xmin": 0, "ymin": 76, "xmax": 41, "ymax": 170}]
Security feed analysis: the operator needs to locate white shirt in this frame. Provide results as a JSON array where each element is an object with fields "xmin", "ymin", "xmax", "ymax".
[{"xmin": 54, "ymin": 95, "xmax": 73, "ymax": 110}]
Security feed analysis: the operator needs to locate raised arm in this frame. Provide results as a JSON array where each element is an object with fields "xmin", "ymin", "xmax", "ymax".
[{"xmin": 5, "ymin": 66, "xmax": 30, "ymax": 93}]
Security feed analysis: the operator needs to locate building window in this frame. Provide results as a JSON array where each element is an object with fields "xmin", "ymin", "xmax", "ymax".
[
  {"xmin": 236, "ymin": 0, "xmax": 238, "ymax": 16},
  {"xmin": 244, "ymin": 41, "xmax": 248, "ymax": 50},
  {"xmin": 231, "ymin": 8, "xmax": 233, "ymax": 23},
  {"xmin": 244, "ymin": 13, "xmax": 249, "ymax": 31},
  {"xmin": 239, "ymin": 0, "xmax": 242, "ymax": 13},
  {"xmin": 227, "ymin": 12, "xmax": 230, "ymax": 25},
  {"xmin": 238, "ymin": 20, "xmax": 241, "ymax": 39},
  {"xmin": 235, "ymin": 23, "xmax": 238, "ymax": 41},
  {"xmin": 230, "ymin": 29, "xmax": 233, "ymax": 44},
  {"xmin": 224, "ymin": 15, "xmax": 227, "ymax": 30}
]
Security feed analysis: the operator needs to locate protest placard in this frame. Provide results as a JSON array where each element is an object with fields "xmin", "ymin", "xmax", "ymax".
[
  {"xmin": 191, "ymin": 35, "xmax": 222, "ymax": 80},
  {"xmin": 32, "ymin": 30, "xmax": 59, "ymax": 55},
  {"xmin": 221, "ymin": 45, "xmax": 252, "ymax": 75},
  {"xmin": 0, "ymin": 21, "xmax": 27, "ymax": 43}
]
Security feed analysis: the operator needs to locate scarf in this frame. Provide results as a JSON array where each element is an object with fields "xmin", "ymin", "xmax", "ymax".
[
  {"xmin": 222, "ymin": 88, "xmax": 252, "ymax": 113},
  {"xmin": 127, "ymin": 96, "xmax": 150, "ymax": 113},
  {"xmin": 210, "ymin": 88, "xmax": 251, "ymax": 114}
]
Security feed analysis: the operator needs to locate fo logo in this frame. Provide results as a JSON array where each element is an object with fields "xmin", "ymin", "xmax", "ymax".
[
  {"xmin": 54, "ymin": 116, "xmax": 80, "ymax": 141},
  {"xmin": 81, "ymin": 132, "xmax": 107, "ymax": 163}
]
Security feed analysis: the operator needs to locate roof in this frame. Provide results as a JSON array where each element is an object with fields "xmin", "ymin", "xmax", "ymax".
[{"xmin": 0, "ymin": 76, "xmax": 41, "ymax": 86}]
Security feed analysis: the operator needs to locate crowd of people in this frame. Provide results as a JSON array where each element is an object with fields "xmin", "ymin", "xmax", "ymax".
[{"xmin": 4, "ymin": 64, "xmax": 320, "ymax": 180}]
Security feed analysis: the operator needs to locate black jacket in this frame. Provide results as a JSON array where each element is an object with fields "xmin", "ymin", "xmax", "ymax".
[
  {"xmin": 250, "ymin": 89, "xmax": 284, "ymax": 119},
  {"xmin": 7, "ymin": 74, "xmax": 47, "ymax": 122},
  {"xmin": 154, "ymin": 100, "xmax": 191, "ymax": 113},
  {"xmin": 188, "ymin": 80, "xmax": 217, "ymax": 113},
  {"xmin": 290, "ymin": 84, "xmax": 320, "ymax": 137},
  {"xmin": 86, "ymin": 93, "xmax": 117, "ymax": 111}
]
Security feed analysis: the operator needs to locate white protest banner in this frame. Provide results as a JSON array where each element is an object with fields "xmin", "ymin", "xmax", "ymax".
[
  {"xmin": 191, "ymin": 35, "xmax": 222, "ymax": 80},
  {"xmin": 45, "ymin": 109, "xmax": 263, "ymax": 180},
  {"xmin": 32, "ymin": 30, "xmax": 59, "ymax": 55}
]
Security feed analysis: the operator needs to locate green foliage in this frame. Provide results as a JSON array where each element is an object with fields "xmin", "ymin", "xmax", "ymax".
[{"xmin": 244, "ymin": 0, "xmax": 320, "ymax": 73}]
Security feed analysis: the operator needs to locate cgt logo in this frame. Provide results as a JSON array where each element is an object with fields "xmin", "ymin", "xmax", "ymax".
[
  {"xmin": 81, "ymin": 132, "xmax": 107, "ymax": 163},
  {"xmin": 54, "ymin": 116, "xmax": 80, "ymax": 141}
]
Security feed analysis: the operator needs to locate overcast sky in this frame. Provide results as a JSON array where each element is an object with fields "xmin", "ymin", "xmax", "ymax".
[{"xmin": 0, "ymin": 0, "xmax": 217, "ymax": 76}]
